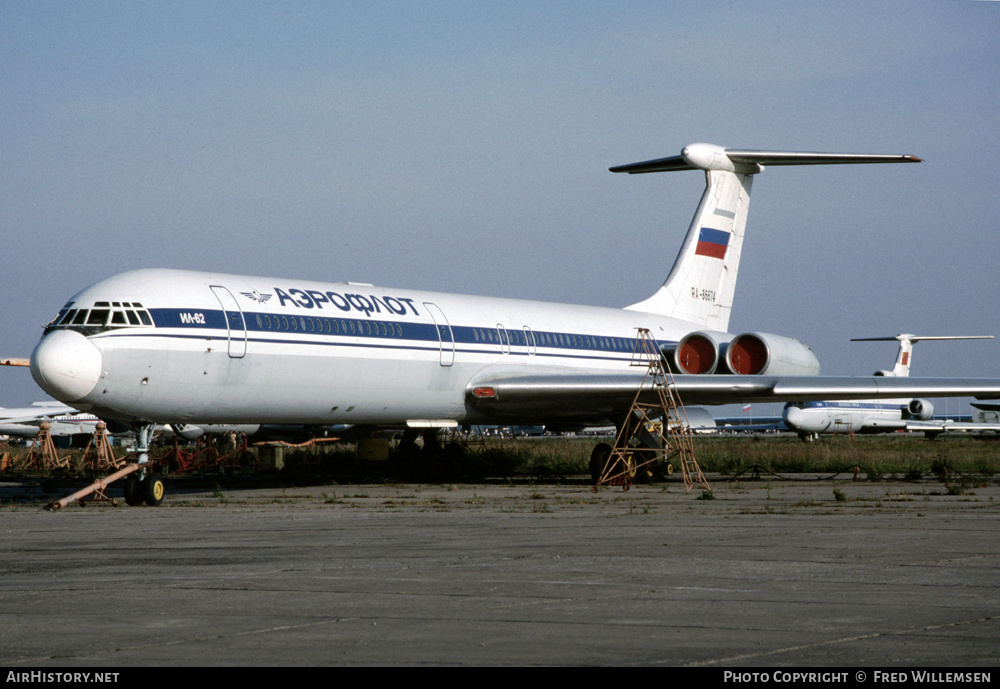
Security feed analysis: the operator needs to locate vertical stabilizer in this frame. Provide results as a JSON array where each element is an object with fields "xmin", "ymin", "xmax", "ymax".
[
  {"xmin": 612, "ymin": 144, "xmax": 921, "ymax": 332},
  {"xmin": 624, "ymin": 167, "xmax": 752, "ymax": 331}
]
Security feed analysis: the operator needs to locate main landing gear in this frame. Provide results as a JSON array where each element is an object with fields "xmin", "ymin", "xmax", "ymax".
[
  {"xmin": 394, "ymin": 427, "xmax": 470, "ymax": 481},
  {"xmin": 122, "ymin": 472, "xmax": 165, "ymax": 506}
]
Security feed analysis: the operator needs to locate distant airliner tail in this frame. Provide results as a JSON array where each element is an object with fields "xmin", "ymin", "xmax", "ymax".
[
  {"xmin": 612, "ymin": 144, "xmax": 921, "ymax": 332},
  {"xmin": 851, "ymin": 334, "xmax": 995, "ymax": 377}
]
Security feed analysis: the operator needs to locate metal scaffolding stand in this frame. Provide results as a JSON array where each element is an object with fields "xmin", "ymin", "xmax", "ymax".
[
  {"xmin": 79, "ymin": 422, "xmax": 123, "ymax": 472},
  {"xmin": 594, "ymin": 328, "xmax": 710, "ymax": 493},
  {"xmin": 22, "ymin": 422, "xmax": 68, "ymax": 471}
]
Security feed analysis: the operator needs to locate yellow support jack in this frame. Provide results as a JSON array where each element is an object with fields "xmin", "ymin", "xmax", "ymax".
[
  {"xmin": 22, "ymin": 422, "xmax": 68, "ymax": 471},
  {"xmin": 79, "ymin": 422, "xmax": 123, "ymax": 471}
]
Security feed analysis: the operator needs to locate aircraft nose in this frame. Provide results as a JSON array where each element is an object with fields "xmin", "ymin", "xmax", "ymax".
[
  {"xmin": 782, "ymin": 405, "xmax": 804, "ymax": 430},
  {"xmin": 30, "ymin": 330, "xmax": 103, "ymax": 402}
]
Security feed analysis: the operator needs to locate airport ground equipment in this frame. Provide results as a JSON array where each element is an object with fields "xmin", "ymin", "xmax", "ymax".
[
  {"xmin": 22, "ymin": 422, "xmax": 67, "ymax": 471},
  {"xmin": 45, "ymin": 459, "xmax": 166, "ymax": 509},
  {"xmin": 78, "ymin": 422, "xmax": 122, "ymax": 471},
  {"xmin": 162, "ymin": 433, "xmax": 253, "ymax": 473},
  {"xmin": 593, "ymin": 329, "xmax": 709, "ymax": 493},
  {"xmin": 46, "ymin": 462, "xmax": 143, "ymax": 510}
]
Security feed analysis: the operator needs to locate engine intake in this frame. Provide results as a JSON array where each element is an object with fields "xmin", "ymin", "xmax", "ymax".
[
  {"xmin": 726, "ymin": 332, "xmax": 820, "ymax": 376},
  {"xmin": 906, "ymin": 399, "xmax": 933, "ymax": 420},
  {"xmin": 669, "ymin": 331, "xmax": 732, "ymax": 374}
]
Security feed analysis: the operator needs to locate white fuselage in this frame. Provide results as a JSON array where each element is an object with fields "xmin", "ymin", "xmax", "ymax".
[
  {"xmin": 782, "ymin": 400, "xmax": 913, "ymax": 435},
  {"xmin": 30, "ymin": 145, "xmax": 945, "ymax": 433},
  {"xmin": 31, "ymin": 268, "xmax": 702, "ymax": 427}
]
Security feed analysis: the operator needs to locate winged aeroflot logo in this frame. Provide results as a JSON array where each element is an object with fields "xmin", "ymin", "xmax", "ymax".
[{"xmin": 240, "ymin": 290, "xmax": 272, "ymax": 304}]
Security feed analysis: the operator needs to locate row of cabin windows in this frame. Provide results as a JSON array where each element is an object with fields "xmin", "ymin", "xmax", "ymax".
[
  {"xmin": 253, "ymin": 315, "xmax": 636, "ymax": 352},
  {"xmin": 44, "ymin": 301, "xmax": 641, "ymax": 354},
  {"xmin": 471, "ymin": 327, "xmax": 635, "ymax": 353},
  {"xmin": 255, "ymin": 313, "xmax": 403, "ymax": 338}
]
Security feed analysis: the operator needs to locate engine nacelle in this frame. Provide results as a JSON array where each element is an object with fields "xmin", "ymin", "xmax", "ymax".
[
  {"xmin": 171, "ymin": 424, "xmax": 205, "ymax": 441},
  {"xmin": 906, "ymin": 399, "xmax": 934, "ymax": 420},
  {"xmin": 726, "ymin": 332, "xmax": 821, "ymax": 376},
  {"xmin": 169, "ymin": 423, "xmax": 261, "ymax": 440},
  {"xmin": 667, "ymin": 331, "xmax": 732, "ymax": 374},
  {"xmin": 873, "ymin": 370, "xmax": 896, "ymax": 377}
]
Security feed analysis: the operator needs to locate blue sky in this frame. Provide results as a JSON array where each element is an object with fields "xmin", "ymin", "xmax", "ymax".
[{"xmin": 2, "ymin": 1, "xmax": 999, "ymax": 416}]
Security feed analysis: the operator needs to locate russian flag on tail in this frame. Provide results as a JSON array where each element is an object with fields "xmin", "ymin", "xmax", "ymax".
[{"xmin": 695, "ymin": 227, "xmax": 730, "ymax": 259}]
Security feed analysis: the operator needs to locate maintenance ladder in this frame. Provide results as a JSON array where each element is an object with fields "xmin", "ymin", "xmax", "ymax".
[{"xmin": 595, "ymin": 328, "xmax": 710, "ymax": 493}]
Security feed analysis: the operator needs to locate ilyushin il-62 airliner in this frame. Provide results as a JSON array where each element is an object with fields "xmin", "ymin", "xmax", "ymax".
[{"xmin": 29, "ymin": 143, "xmax": 1000, "ymax": 504}]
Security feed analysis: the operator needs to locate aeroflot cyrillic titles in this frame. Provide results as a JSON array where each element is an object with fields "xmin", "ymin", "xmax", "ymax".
[{"xmin": 273, "ymin": 288, "xmax": 422, "ymax": 317}]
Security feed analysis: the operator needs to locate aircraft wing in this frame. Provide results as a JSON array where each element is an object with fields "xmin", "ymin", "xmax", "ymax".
[
  {"xmin": 906, "ymin": 420, "xmax": 1000, "ymax": 435},
  {"xmin": 0, "ymin": 414, "xmax": 63, "ymax": 425},
  {"xmin": 0, "ymin": 404, "xmax": 80, "ymax": 426},
  {"xmin": 467, "ymin": 373, "xmax": 1000, "ymax": 423}
]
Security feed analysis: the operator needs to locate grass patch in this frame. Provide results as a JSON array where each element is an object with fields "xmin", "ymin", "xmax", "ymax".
[{"xmin": 4, "ymin": 434, "xmax": 998, "ymax": 484}]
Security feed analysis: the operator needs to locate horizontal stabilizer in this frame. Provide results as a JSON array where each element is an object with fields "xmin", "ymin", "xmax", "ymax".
[
  {"xmin": 611, "ymin": 143, "xmax": 921, "ymax": 174},
  {"xmin": 851, "ymin": 335, "xmax": 993, "ymax": 343}
]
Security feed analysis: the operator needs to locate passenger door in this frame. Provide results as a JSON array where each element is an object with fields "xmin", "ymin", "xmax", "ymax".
[{"xmin": 210, "ymin": 285, "xmax": 247, "ymax": 359}]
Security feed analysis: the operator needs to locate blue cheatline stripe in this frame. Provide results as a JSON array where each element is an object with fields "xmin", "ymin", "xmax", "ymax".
[
  {"xmin": 96, "ymin": 330, "xmax": 645, "ymax": 364},
  {"xmin": 804, "ymin": 401, "xmax": 906, "ymax": 410},
  {"xmin": 139, "ymin": 307, "xmax": 676, "ymax": 361}
]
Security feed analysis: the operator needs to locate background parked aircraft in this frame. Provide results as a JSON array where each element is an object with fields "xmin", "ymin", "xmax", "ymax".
[
  {"xmin": 0, "ymin": 402, "xmax": 99, "ymax": 444},
  {"xmin": 782, "ymin": 335, "xmax": 996, "ymax": 439}
]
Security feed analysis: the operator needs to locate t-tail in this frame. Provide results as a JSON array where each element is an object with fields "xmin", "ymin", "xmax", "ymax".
[
  {"xmin": 612, "ymin": 143, "xmax": 921, "ymax": 332},
  {"xmin": 851, "ymin": 334, "xmax": 994, "ymax": 377}
]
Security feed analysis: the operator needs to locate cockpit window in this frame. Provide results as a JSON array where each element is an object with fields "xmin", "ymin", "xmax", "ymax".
[
  {"xmin": 87, "ymin": 309, "xmax": 109, "ymax": 325},
  {"xmin": 44, "ymin": 302, "xmax": 155, "ymax": 335}
]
